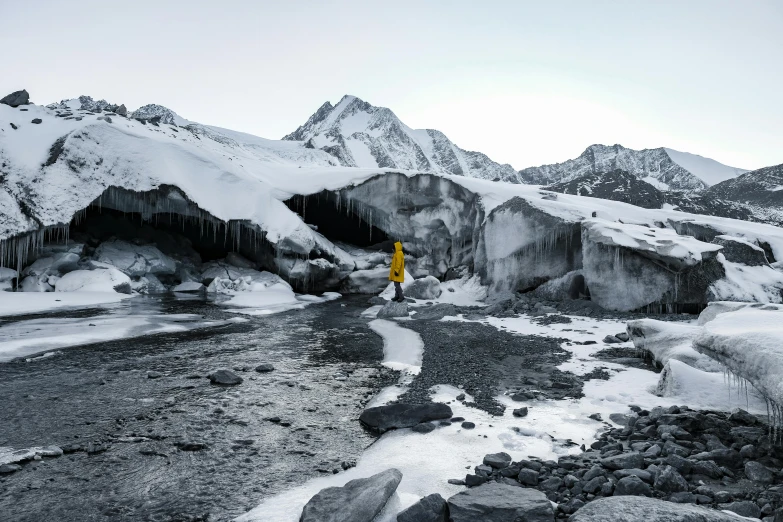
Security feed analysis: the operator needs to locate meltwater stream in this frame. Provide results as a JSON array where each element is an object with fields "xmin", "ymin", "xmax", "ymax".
[{"xmin": 0, "ymin": 295, "xmax": 392, "ymax": 522}]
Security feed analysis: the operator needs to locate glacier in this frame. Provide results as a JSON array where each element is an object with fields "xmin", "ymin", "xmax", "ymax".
[{"xmin": 2, "ymin": 93, "xmax": 783, "ymax": 314}]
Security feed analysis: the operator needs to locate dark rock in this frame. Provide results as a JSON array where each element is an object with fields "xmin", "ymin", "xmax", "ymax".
[
  {"xmin": 745, "ymin": 461, "xmax": 774, "ymax": 485},
  {"xmin": 603, "ymin": 335, "xmax": 623, "ymax": 344},
  {"xmin": 601, "ymin": 452, "xmax": 644, "ymax": 470},
  {"xmin": 411, "ymin": 422, "xmax": 436, "ymax": 434},
  {"xmin": 10, "ymin": 123, "xmax": 17, "ymax": 130},
  {"xmin": 147, "ymin": 371, "xmax": 162, "ymax": 379},
  {"xmin": 255, "ymin": 363, "xmax": 275, "ymax": 372},
  {"xmin": 539, "ymin": 477, "xmax": 563, "ymax": 493},
  {"xmin": 116, "ymin": 104, "xmax": 128, "ymax": 116},
  {"xmin": 615, "ymin": 332, "xmax": 630, "ymax": 342},
  {"xmin": 583, "ymin": 465, "xmax": 606, "ymax": 482},
  {"xmin": 483, "ymin": 452, "xmax": 511, "ymax": 469},
  {"xmin": 691, "ymin": 449, "xmax": 742, "ymax": 469},
  {"xmin": 712, "ymin": 236, "xmax": 769, "ymax": 266},
  {"xmin": 208, "ymin": 370, "xmax": 243, "ymax": 385},
  {"xmin": 359, "ymin": 403, "xmax": 452, "ymax": 434},
  {"xmin": 0, "ymin": 89, "xmax": 30, "ymax": 107},
  {"xmin": 513, "ymin": 407, "xmax": 529, "ymax": 418},
  {"xmin": 31, "ymin": 118, "xmax": 42, "ymax": 124},
  {"xmin": 448, "ymin": 479, "xmax": 466, "ymax": 486},
  {"xmin": 465, "ymin": 474, "xmax": 488, "ymax": 487},
  {"xmin": 714, "ymin": 491, "xmax": 733, "ymax": 503},
  {"xmin": 739, "ymin": 444, "xmax": 756, "ymax": 459},
  {"xmin": 728, "ymin": 408, "xmax": 758, "ymax": 425},
  {"xmin": 663, "ymin": 454, "xmax": 692, "ymax": 475},
  {"xmin": 589, "ymin": 413, "xmax": 603, "ymax": 422},
  {"xmin": 447, "ymin": 482, "xmax": 554, "ymax": 522},
  {"xmin": 396, "ymin": 492, "xmax": 448, "ymax": 522},
  {"xmin": 176, "ymin": 441, "xmax": 207, "ymax": 451},
  {"xmin": 668, "ymin": 492, "xmax": 696, "ymax": 503},
  {"xmin": 721, "ymin": 500, "xmax": 761, "ymax": 519},
  {"xmin": 0, "ymin": 464, "xmax": 22, "ymax": 473},
  {"xmin": 691, "ymin": 460, "xmax": 722, "ymax": 479},
  {"xmin": 653, "ymin": 465, "xmax": 689, "ymax": 493},
  {"xmin": 614, "ymin": 469, "xmax": 653, "ymax": 483},
  {"xmin": 570, "ymin": 496, "xmax": 747, "ymax": 521},
  {"xmin": 461, "ymin": 422, "xmax": 475, "ymax": 430},
  {"xmin": 518, "ymin": 468, "xmax": 539, "ymax": 486},
  {"xmin": 583, "ymin": 476, "xmax": 607, "ymax": 494},
  {"xmin": 456, "ymin": 393, "xmax": 466, "ymax": 401},
  {"xmin": 377, "ymin": 301, "xmax": 409, "ymax": 319},
  {"xmin": 300, "ymin": 468, "xmax": 402, "ymax": 522}
]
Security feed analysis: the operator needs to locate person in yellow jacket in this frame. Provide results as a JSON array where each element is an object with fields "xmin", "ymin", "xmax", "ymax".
[{"xmin": 389, "ymin": 241, "xmax": 405, "ymax": 302}]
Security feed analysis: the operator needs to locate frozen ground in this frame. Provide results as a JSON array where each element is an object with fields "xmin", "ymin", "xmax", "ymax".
[
  {"xmin": 0, "ymin": 291, "xmax": 134, "ymax": 317},
  {"xmin": 239, "ymin": 310, "xmax": 766, "ymax": 522}
]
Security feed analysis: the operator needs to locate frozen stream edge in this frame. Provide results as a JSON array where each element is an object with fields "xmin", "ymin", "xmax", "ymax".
[{"xmin": 237, "ymin": 312, "xmax": 766, "ymax": 522}]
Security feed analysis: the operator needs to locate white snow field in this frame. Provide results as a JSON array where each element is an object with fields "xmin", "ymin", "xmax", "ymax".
[
  {"xmin": 238, "ymin": 310, "xmax": 760, "ymax": 522},
  {"xmin": 0, "ymin": 291, "xmax": 133, "ymax": 317},
  {"xmin": 664, "ymin": 148, "xmax": 748, "ymax": 186}
]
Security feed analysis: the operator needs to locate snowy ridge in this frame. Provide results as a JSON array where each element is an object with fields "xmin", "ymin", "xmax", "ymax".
[
  {"xmin": 283, "ymin": 95, "xmax": 520, "ymax": 182},
  {"xmin": 519, "ymin": 144, "xmax": 747, "ymax": 191},
  {"xmin": 705, "ymin": 163, "xmax": 783, "ymax": 209},
  {"xmin": 543, "ymin": 169, "xmax": 664, "ymax": 209}
]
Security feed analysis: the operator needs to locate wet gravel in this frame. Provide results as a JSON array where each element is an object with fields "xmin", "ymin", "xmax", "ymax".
[
  {"xmin": 0, "ymin": 296, "xmax": 394, "ymax": 522},
  {"xmin": 397, "ymin": 321, "xmax": 576, "ymax": 416}
]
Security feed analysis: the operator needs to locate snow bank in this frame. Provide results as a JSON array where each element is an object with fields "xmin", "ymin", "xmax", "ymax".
[
  {"xmin": 694, "ymin": 307, "xmax": 783, "ymax": 407},
  {"xmin": 55, "ymin": 267, "xmax": 131, "ymax": 293},
  {"xmin": 0, "ymin": 291, "xmax": 133, "ymax": 317},
  {"xmin": 626, "ymin": 319, "xmax": 722, "ymax": 371}
]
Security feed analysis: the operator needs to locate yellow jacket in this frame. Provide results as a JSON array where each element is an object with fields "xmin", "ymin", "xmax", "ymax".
[{"xmin": 389, "ymin": 241, "xmax": 404, "ymax": 282}]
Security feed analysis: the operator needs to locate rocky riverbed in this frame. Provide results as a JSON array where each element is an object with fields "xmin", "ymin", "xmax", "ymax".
[{"xmin": 0, "ymin": 296, "xmax": 396, "ymax": 522}]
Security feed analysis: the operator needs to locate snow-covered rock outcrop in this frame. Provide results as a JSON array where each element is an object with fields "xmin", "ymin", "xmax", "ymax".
[
  {"xmin": 283, "ymin": 95, "xmax": 520, "ymax": 182},
  {"xmin": 519, "ymin": 144, "xmax": 747, "ymax": 191},
  {"xmin": 543, "ymin": 169, "xmax": 665, "ymax": 209}
]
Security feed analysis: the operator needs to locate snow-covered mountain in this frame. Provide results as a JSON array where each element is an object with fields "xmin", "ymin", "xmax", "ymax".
[
  {"xmin": 543, "ymin": 169, "xmax": 664, "ymax": 209},
  {"xmin": 283, "ymin": 95, "xmax": 520, "ymax": 182},
  {"xmin": 518, "ymin": 144, "xmax": 747, "ymax": 191},
  {"xmin": 706, "ymin": 163, "xmax": 783, "ymax": 208}
]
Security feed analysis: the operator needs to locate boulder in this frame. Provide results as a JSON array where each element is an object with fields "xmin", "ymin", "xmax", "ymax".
[
  {"xmin": 614, "ymin": 475, "xmax": 652, "ymax": 497},
  {"xmin": 447, "ymin": 482, "xmax": 554, "ymax": 522},
  {"xmin": 396, "ymin": 493, "xmax": 448, "ymax": 522},
  {"xmin": 483, "ymin": 452, "xmax": 511, "ymax": 469},
  {"xmin": 712, "ymin": 235, "xmax": 769, "ymax": 266},
  {"xmin": 570, "ymin": 496, "xmax": 746, "ymax": 522},
  {"xmin": 116, "ymin": 104, "xmax": 128, "ymax": 116},
  {"xmin": 254, "ymin": 363, "xmax": 275, "ymax": 373},
  {"xmin": 744, "ymin": 461, "xmax": 774, "ymax": 485},
  {"xmin": 300, "ymin": 468, "xmax": 402, "ymax": 522},
  {"xmin": 55, "ymin": 267, "xmax": 132, "ymax": 293},
  {"xmin": 377, "ymin": 300, "xmax": 409, "ymax": 319},
  {"xmin": 720, "ymin": 501, "xmax": 761, "ymax": 519},
  {"xmin": 31, "ymin": 118, "xmax": 42, "ymax": 124},
  {"xmin": 653, "ymin": 465, "xmax": 689, "ymax": 493},
  {"xmin": 601, "ymin": 452, "xmax": 644, "ymax": 470},
  {"xmin": 412, "ymin": 303, "xmax": 457, "ymax": 321},
  {"xmin": 208, "ymin": 370, "xmax": 242, "ymax": 385},
  {"xmin": 359, "ymin": 403, "xmax": 452, "ymax": 433},
  {"xmin": 512, "ymin": 407, "xmax": 528, "ymax": 417},
  {"xmin": 341, "ymin": 267, "xmax": 392, "ymax": 294},
  {"xmin": 0, "ymin": 89, "xmax": 30, "ymax": 107},
  {"xmin": 94, "ymin": 240, "xmax": 177, "ymax": 277},
  {"xmin": 405, "ymin": 276, "xmax": 442, "ymax": 300}
]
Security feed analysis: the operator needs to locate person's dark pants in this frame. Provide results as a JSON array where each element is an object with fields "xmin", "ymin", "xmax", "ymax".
[{"xmin": 394, "ymin": 282, "xmax": 404, "ymax": 302}]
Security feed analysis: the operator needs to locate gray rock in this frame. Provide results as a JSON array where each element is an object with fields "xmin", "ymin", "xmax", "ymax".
[
  {"xmin": 0, "ymin": 464, "xmax": 22, "ymax": 473},
  {"xmin": 721, "ymin": 500, "xmax": 761, "ymax": 519},
  {"xmin": 601, "ymin": 452, "xmax": 644, "ymax": 470},
  {"xmin": 570, "ymin": 496, "xmax": 745, "ymax": 522},
  {"xmin": 411, "ymin": 422, "xmax": 436, "ymax": 434},
  {"xmin": 483, "ymin": 452, "xmax": 511, "ymax": 469},
  {"xmin": 208, "ymin": 369, "xmax": 243, "ymax": 385},
  {"xmin": 396, "ymin": 493, "xmax": 448, "ymax": 522},
  {"xmin": 540, "ymin": 476, "xmax": 563, "ymax": 493},
  {"xmin": 517, "ymin": 468, "xmax": 539, "ymax": 486},
  {"xmin": 614, "ymin": 469, "xmax": 653, "ymax": 483},
  {"xmin": 691, "ymin": 460, "xmax": 722, "ymax": 479},
  {"xmin": 712, "ymin": 236, "xmax": 769, "ymax": 266},
  {"xmin": 413, "ymin": 303, "xmax": 458, "ymax": 321},
  {"xmin": 615, "ymin": 332, "xmax": 630, "ymax": 342},
  {"xmin": 583, "ymin": 465, "xmax": 605, "ymax": 482},
  {"xmin": 377, "ymin": 300, "xmax": 409, "ymax": 319},
  {"xmin": 31, "ymin": 118, "xmax": 42, "ymax": 124},
  {"xmin": 461, "ymin": 421, "xmax": 475, "ymax": 429},
  {"xmin": 603, "ymin": 335, "xmax": 623, "ymax": 344},
  {"xmin": 745, "ymin": 461, "xmax": 774, "ymax": 485},
  {"xmin": 447, "ymin": 482, "xmax": 554, "ymax": 522},
  {"xmin": 147, "ymin": 371, "xmax": 162, "ymax": 379},
  {"xmin": 653, "ymin": 465, "xmax": 689, "ymax": 493},
  {"xmin": 255, "ymin": 363, "xmax": 275, "ymax": 372},
  {"xmin": 513, "ymin": 407, "xmax": 529, "ymax": 417},
  {"xmin": 0, "ymin": 89, "xmax": 30, "ymax": 107},
  {"xmin": 691, "ymin": 449, "xmax": 742, "ymax": 468},
  {"xmin": 300, "ymin": 468, "xmax": 402, "ymax": 522},
  {"xmin": 116, "ymin": 104, "xmax": 128, "ymax": 116},
  {"xmin": 739, "ymin": 444, "xmax": 756, "ymax": 459},
  {"xmin": 405, "ymin": 276, "xmax": 442, "ymax": 300},
  {"xmin": 359, "ymin": 403, "xmax": 452, "ymax": 433},
  {"xmin": 668, "ymin": 492, "xmax": 696, "ymax": 503},
  {"xmin": 614, "ymin": 475, "xmax": 653, "ymax": 497},
  {"xmin": 582, "ymin": 476, "xmax": 607, "ymax": 494}
]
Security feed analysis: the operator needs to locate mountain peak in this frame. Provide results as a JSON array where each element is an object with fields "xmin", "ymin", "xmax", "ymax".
[
  {"xmin": 281, "ymin": 95, "xmax": 519, "ymax": 182},
  {"xmin": 130, "ymin": 104, "xmax": 188, "ymax": 126}
]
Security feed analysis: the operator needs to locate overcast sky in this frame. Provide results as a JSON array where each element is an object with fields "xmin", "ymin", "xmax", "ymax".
[{"xmin": 3, "ymin": 0, "xmax": 781, "ymax": 170}]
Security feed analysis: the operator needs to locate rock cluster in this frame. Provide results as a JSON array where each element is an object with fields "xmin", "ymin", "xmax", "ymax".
[{"xmin": 457, "ymin": 405, "xmax": 783, "ymax": 520}]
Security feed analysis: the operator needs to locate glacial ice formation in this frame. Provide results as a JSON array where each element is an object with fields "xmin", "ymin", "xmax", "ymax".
[{"xmin": 4, "ymin": 98, "xmax": 783, "ymax": 311}]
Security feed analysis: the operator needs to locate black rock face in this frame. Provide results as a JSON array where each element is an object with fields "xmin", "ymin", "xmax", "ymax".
[
  {"xmin": 543, "ymin": 169, "xmax": 664, "ymax": 209},
  {"xmin": 1, "ymin": 89, "xmax": 30, "ymax": 107}
]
